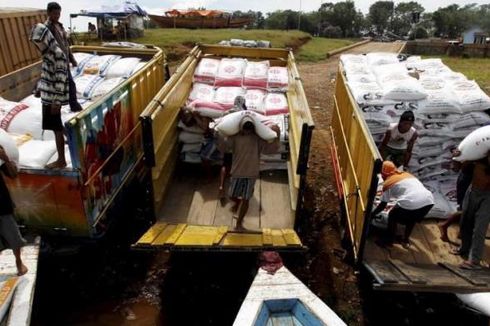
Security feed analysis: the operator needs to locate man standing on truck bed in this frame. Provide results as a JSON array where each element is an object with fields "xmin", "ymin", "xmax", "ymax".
[
  {"xmin": 30, "ymin": 2, "xmax": 82, "ymax": 169},
  {"xmin": 0, "ymin": 146, "xmax": 28, "ymax": 276},
  {"xmin": 379, "ymin": 111, "xmax": 418, "ymax": 168},
  {"xmin": 223, "ymin": 117, "xmax": 280, "ymax": 231}
]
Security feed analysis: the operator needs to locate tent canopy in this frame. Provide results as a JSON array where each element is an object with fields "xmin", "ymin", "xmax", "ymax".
[{"xmin": 71, "ymin": 1, "xmax": 147, "ymax": 18}]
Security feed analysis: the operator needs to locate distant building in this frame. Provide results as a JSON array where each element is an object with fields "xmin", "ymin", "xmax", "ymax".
[{"xmin": 462, "ymin": 26, "xmax": 489, "ymax": 44}]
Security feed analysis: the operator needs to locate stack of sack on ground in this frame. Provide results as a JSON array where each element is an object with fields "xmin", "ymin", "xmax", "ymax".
[
  {"xmin": 0, "ymin": 53, "xmax": 146, "ymax": 169},
  {"xmin": 218, "ymin": 39, "xmax": 271, "ymax": 48},
  {"xmin": 178, "ymin": 57, "xmax": 290, "ymax": 169},
  {"xmin": 341, "ymin": 53, "xmax": 490, "ymax": 219}
]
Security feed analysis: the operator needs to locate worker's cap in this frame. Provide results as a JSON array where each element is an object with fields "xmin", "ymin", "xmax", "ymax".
[{"xmin": 381, "ymin": 160, "xmax": 397, "ymax": 178}]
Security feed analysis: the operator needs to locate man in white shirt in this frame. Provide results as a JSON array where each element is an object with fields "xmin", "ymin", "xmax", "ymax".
[{"xmin": 372, "ymin": 161, "xmax": 434, "ymax": 247}]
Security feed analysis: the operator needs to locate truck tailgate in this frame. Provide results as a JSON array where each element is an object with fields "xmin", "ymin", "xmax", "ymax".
[
  {"xmin": 364, "ymin": 259, "xmax": 490, "ymax": 293},
  {"xmin": 133, "ymin": 223, "xmax": 304, "ymax": 252}
]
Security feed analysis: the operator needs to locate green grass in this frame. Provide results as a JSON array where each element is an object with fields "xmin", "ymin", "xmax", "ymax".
[
  {"xmin": 423, "ymin": 55, "xmax": 490, "ymax": 94},
  {"xmin": 441, "ymin": 57, "xmax": 490, "ymax": 94},
  {"xmin": 77, "ymin": 28, "xmax": 359, "ymax": 63},
  {"xmin": 132, "ymin": 28, "xmax": 311, "ymax": 61},
  {"xmin": 296, "ymin": 37, "xmax": 355, "ymax": 62}
]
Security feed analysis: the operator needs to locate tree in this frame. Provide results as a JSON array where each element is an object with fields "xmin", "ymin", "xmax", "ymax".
[
  {"xmin": 318, "ymin": 1, "xmax": 363, "ymax": 37},
  {"xmin": 432, "ymin": 4, "xmax": 469, "ymax": 38},
  {"xmin": 368, "ymin": 1, "xmax": 394, "ymax": 35},
  {"xmin": 391, "ymin": 1, "xmax": 425, "ymax": 37}
]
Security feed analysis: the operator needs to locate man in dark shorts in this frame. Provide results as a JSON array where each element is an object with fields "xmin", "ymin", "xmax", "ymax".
[
  {"xmin": 31, "ymin": 2, "xmax": 82, "ymax": 169},
  {"xmin": 224, "ymin": 117, "xmax": 280, "ymax": 231},
  {"xmin": 218, "ymin": 96, "xmax": 247, "ymax": 199},
  {"xmin": 0, "ymin": 146, "xmax": 28, "ymax": 276}
]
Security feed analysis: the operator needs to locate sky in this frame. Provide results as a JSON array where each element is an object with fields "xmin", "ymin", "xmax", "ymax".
[{"xmin": 2, "ymin": 0, "xmax": 488, "ymax": 31}]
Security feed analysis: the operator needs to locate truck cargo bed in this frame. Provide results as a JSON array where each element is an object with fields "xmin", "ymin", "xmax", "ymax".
[{"xmin": 158, "ymin": 167, "xmax": 294, "ymax": 230}]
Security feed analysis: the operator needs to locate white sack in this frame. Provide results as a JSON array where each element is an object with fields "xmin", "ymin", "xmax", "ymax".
[
  {"xmin": 214, "ymin": 87, "xmax": 246, "ymax": 110},
  {"xmin": 382, "ymin": 78, "xmax": 428, "ymax": 101},
  {"xmin": 215, "ymin": 110, "xmax": 277, "ymax": 141},
  {"xmin": 244, "ymin": 89, "xmax": 266, "ymax": 114},
  {"xmin": 188, "ymin": 83, "xmax": 215, "ymax": 102},
  {"xmin": 417, "ymin": 90, "xmax": 462, "ymax": 115},
  {"xmin": 104, "ymin": 57, "xmax": 142, "ymax": 78},
  {"xmin": 74, "ymin": 75, "xmax": 104, "ymax": 99},
  {"xmin": 18, "ymin": 139, "xmax": 57, "ymax": 169},
  {"xmin": 243, "ymin": 61, "xmax": 269, "ymax": 89},
  {"xmin": 90, "ymin": 78, "xmax": 125, "ymax": 99},
  {"xmin": 267, "ymin": 66, "xmax": 289, "ymax": 90},
  {"xmin": 454, "ymin": 125, "xmax": 490, "ymax": 161},
  {"xmin": 0, "ymin": 129, "xmax": 19, "ymax": 165},
  {"xmin": 194, "ymin": 58, "xmax": 220, "ymax": 85},
  {"xmin": 264, "ymin": 93, "xmax": 289, "ymax": 116},
  {"xmin": 82, "ymin": 55, "xmax": 121, "ymax": 75},
  {"xmin": 215, "ymin": 58, "xmax": 247, "ymax": 87}
]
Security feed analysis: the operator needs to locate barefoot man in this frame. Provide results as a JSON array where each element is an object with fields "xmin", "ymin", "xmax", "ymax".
[
  {"xmin": 0, "ymin": 146, "xmax": 28, "ymax": 276},
  {"xmin": 223, "ymin": 117, "xmax": 280, "ymax": 231}
]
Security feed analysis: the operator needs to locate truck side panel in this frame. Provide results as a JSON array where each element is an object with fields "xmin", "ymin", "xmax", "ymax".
[
  {"xmin": 331, "ymin": 67, "xmax": 382, "ymax": 261},
  {"xmin": 1, "ymin": 46, "xmax": 166, "ymax": 237},
  {"xmin": 6, "ymin": 172, "xmax": 88, "ymax": 236}
]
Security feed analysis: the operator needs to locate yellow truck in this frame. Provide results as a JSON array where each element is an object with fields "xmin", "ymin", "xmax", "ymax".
[
  {"xmin": 133, "ymin": 44, "xmax": 314, "ymax": 251},
  {"xmin": 0, "ymin": 45, "xmax": 167, "ymax": 239},
  {"xmin": 331, "ymin": 62, "xmax": 490, "ymax": 293}
]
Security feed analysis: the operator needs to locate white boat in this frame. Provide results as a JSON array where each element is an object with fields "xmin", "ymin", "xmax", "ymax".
[
  {"xmin": 0, "ymin": 237, "xmax": 40, "ymax": 325},
  {"xmin": 456, "ymin": 292, "xmax": 490, "ymax": 317},
  {"xmin": 233, "ymin": 254, "xmax": 346, "ymax": 326}
]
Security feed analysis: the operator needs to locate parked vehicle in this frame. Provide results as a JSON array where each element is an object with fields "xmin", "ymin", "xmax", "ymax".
[
  {"xmin": 0, "ymin": 45, "xmax": 168, "ymax": 240},
  {"xmin": 330, "ymin": 59, "xmax": 490, "ymax": 293},
  {"xmin": 133, "ymin": 44, "xmax": 314, "ymax": 251}
]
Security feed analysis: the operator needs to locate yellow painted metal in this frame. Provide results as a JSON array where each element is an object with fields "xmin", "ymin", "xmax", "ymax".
[
  {"xmin": 136, "ymin": 222, "xmax": 167, "ymax": 245},
  {"xmin": 134, "ymin": 224, "xmax": 303, "ymax": 249},
  {"xmin": 152, "ymin": 224, "xmax": 179, "ymax": 245},
  {"xmin": 282, "ymin": 229, "xmax": 302, "ymax": 246},
  {"xmin": 271, "ymin": 230, "xmax": 287, "ymax": 246},
  {"xmin": 223, "ymin": 233, "xmax": 265, "ymax": 247},
  {"xmin": 164, "ymin": 224, "xmax": 187, "ymax": 245},
  {"xmin": 262, "ymin": 228, "xmax": 273, "ymax": 246},
  {"xmin": 214, "ymin": 226, "xmax": 229, "ymax": 245},
  {"xmin": 175, "ymin": 225, "xmax": 227, "ymax": 246},
  {"xmin": 331, "ymin": 63, "xmax": 382, "ymax": 260}
]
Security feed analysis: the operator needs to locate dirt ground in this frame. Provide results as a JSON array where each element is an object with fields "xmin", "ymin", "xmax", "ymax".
[{"xmin": 296, "ymin": 41, "xmax": 407, "ymax": 325}]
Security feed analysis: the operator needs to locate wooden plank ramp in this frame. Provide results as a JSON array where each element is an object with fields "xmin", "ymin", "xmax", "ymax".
[
  {"xmin": 133, "ymin": 222, "xmax": 303, "ymax": 252},
  {"xmin": 0, "ymin": 237, "xmax": 40, "ymax": 325}
]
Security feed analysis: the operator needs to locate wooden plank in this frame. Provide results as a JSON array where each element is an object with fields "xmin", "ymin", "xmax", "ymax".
[
  {"xmin": 8, "ymin": 17, "xmax": 25, "ymax": 69},
  {"xmin": 164, "ymin": 224, "xmax": 187, "ymax": 245},
  {"xmin": 364, "ymin": 260, "xmax": 400, "ymax": 284},
  {"xmin": 389, "ymin": 260, "xmax": 428, "ymax": 285},
  {"xmin": 260, "ymin": 171, "xmax": 293, "ymax": 229},
  {"xmin": 0, "ymin": 20, "xmax": 14, "ymax": 74},
  {"xmin": 14, "ymin": 17, "xmax": 28, "ymax": 67},
  {"xmin": 222, "ymin": 233, "xmax": 264, "ymax": 247},
  {"xmin": 157, "ymin": 174, "xmax": 194, "ymax": 224},
  {"xmin": 438, "ymin": 263, "xmax": 487, "ymax": 287},
  {"xmin": 213, "ymin": 195, "xmax": 235, "ymax": 227},
  {"xmin": 152, "ymin": 224, "xmax": 179, "ymax": 246},
  {"xmin": 175, "ymin": 225, "xmax": 224, "ymax": 246},
  {"xmin": 272, "ymin": 229, "xmax": 287, "ymax": 247},
  {"xmin": 136, "ymin": 222, "xmax": 167, "ymax": 245},
  {"xmin": 262, "ymin": 228, "xmax": 273, "ymax": 246},
  {"xmin": 281, "ymin": 229, "xmax": 302, "ymax": 246},
  {"xmin": 213, "ymin": 226, "xmax": 228, "ymax": 245},
  {"xmin": 187, "ymin": 179, "xmax": 219, "ymax": 226},
  {"xmin": 17, "ymin": 17, "xmax": 32, "ymax": 65}
]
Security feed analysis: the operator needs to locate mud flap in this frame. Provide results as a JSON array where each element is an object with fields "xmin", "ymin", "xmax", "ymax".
[{"xmin": 132, "ymin": 223, "xmax": 305, "ymax": 252}]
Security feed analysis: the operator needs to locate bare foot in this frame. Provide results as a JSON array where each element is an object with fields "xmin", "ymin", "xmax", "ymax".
[
  {"xmin": 17, "ymin": 263, "xmax": 28, "ymax": 276},
  {"xmin": 230, "ymin": 204, "xmax": 239, "ymax": 213},
  {"xmin": 46, "ymin": 160, "xmax": 67, "ymax": 169},
  {"xmin": 234, "ymin": 225, "xmax": 246, "ymax": 232},
  {"xmin": 218, "ymin": 187, "xmax": 225, "ymax": 199},
  {"xmin": 438, "ymin": 223, "xmax": 449, "ymax": 242}
]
